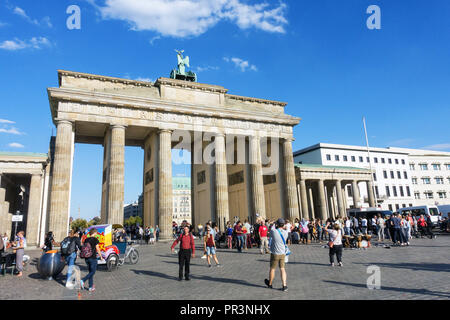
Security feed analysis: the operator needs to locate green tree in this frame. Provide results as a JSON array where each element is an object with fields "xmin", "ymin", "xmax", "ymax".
[
  {"xmin": 71, "ymin": 218, "xmax": 88, "ymax": 231},
  {"xmin": 124, "ymin": 216, "xmax": 142, "ymax": 226},
  {"xmin": 88, "ymin": 216, "xmax": 101, "ymax": 226}
]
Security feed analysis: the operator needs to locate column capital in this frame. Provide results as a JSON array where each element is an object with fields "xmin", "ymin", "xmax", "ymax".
[
  {"xmin": 110, "ymin": 124, "xmax": 127, "ymax": 130},
  {"xmin": 159, "ymin": 129, "xmax": 173, "ymax": 134},
  {"xmin": 55, "ymin": 119, "xmax": 74, "ymax": 126},
  {"xmin": 215, "ymin": 132, "xmax": 225, "ymax": 138},
  {"xmin": 283, "ymin": 136, "xmax": 294, "ymax": 143}
]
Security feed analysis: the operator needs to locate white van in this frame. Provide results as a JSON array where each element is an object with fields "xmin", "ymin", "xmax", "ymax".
[{"xmin": 398, "ymin": 205, "xmax": 440, "ymax": 227}]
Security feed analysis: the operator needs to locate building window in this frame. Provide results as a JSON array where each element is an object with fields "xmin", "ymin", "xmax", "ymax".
[
  {"xmin": 438, "ymin": 192, "xmax": 447, "ymax": 199},
  {"xmin": 388, "ymin": 159, "xmax": 392, "ymax": 164},
  {"xmin": 420, "ymin": 164, "xmax": 428, "ymax": 170},
  {"xmin": 399, "ymin": 186, "xmax": 404, "ymax": 197},
  {"xmin": 414, "ymin": 192, "xmax": 420, "ymax": 199},
  {"xmin": 432, "ymin": 164, "xmax": 441, "ymax": 170},
  {"xmin": 390, "ymin": 171, "xmax": 395, "ymax": 179},
  {"xmin": 422, "ymin": 178, "xmax": 431, "ymax": 184},
  {"xmin": 373, "ymin": 173, "xmax": 377, "ymax": 181},
  {"xmin": 335, "ymin": 155, "xmax": 340, "ymax": 161},
  {"xmin": 326, "ymin": 154, "xmax": 331, "ymax": 161},
  {"xmin": 347, "ymin": 185, "xmax": 353, "ymax": 197},
  {"xmin": 402, "ymin": 160, "xmax": 405, "ymax": 165},
  {"xmin": 367, "ymin": 157, "xmax": 370, "ymax": 162},
  {"xmin": 388, "ymin": 204, "xmax": 393, "ymax": 211},
  {"xmin": 397, "ymin": 171, "xmax": 401, "ymax": 179},
  {"xmin": 395, "ymin": 159, "xmax": 399, "ymax": 165},
  {"xmin": 385, "ymin": 186, "xmax": 391, "ymax": 197},
  {"xmin": 343, "ymin": 155, "xmax": 348, "ymax": 162},
  {"xmin": 374, "ymin": 157, "xmax": 378, "ymax": 163},
  {"xmin": 409, "ymin": 164, "xmax": 415, "ymax": 170},
  {"xmin": 406, "ymin": 186, "xmax": 411, "ymax": 197},
  {"xmin": 359, "ymin": 156, "xmax": 363, "ymax": 162},
  {"xmin": 351, "ymin": 156, "xmax": 356, "ymax": 162},
  {"xmin": 383, "ymin": 171, "xmax": 388, "ymax": 179},
  {"xmin": 395, "ymin": 204, "xmax": 400, "ymax": 210},
  {"xmin": 197, "ymin": 170, "xmax": 206, "ymax": 185},
  {"xmin": 402, "ymin": 204, "xmax": 407, "ymax": 208},
  {"xmin": 425, "ymin": 192, "xmax": 433, "ymax": 199},
  {"xmin": 446, "ymin": 164, "xmax": 450, "ymax": 170},
  {"xmin": 381, "ymin": 158, "xmax": 385, "ymax": 164},
  {"xmin": 375, "ymin": 186, "xmax": 379, "ymax": 198},
  {"xmin": 263, "ymin": 174, "xmax": 277, "ymax": 185},
  {"xmin": 412, "ymin": 178, "xmax": 418, "ymax": 184},
  {"xmin": 435, "ymin": 177, "xmax": 444, "ymax": 184},
  {"xmin": 403, "ymin": 171, "xmax": 408, "ymax": 179},
  {"xmin": 393, "ymin": 186, "xmax": 398, "ymax": 197}
]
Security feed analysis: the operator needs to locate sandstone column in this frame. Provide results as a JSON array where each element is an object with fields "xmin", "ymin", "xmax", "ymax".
[
  {"xmin": 335, "ymin": 180, "xmax": 345, "ymax": 217},
  {"xmin": 249, "ymin": 135, "xmax": 266, "ymax": 219},
  {"xmin": 26, "ymin": 173, "xmax": 43, "ymax": 246},
  {"xmin": 317, "ymin": 179, "xmax": 327, "ymax": 220},
  {"xmin": 283, "ymin": 138, "xmax": 300, "ymax": 222},
  {"xmin": 48, "ymin": 120, "xmax": 74, "ymax": 241},
  {"xmin": 352, "ymin": 180, "xmax": 361, "ymax": 209},
  {"xmin": 0, "ymin": 185, "xmax": 8, "ymax": 237},
  {"xmin": 158, "ymin": 129, "xmax": 173, "ymax": 240},
  {"xmin": 367, "ymin": 180, "xmax": 376, "ymax": 207},
  {"xmin": 107, "ymin": 125, "xmax": 126, "ymax": 225},
  {"xmin": 299, "ymin": 179, "xmax": 309, "ymax": 220},
  {"xmin": 215, "ymin": 133, "xmax": 229, "ymax": 231},
  {"xmin": 308, "ymin": 186, "xmax": 315, "ymax": 220}
]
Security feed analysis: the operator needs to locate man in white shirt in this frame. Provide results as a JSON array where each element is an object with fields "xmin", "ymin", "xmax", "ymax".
[
  {"xmin": 284, "ymin": 220, "xmax": 292, "ymax": 244},
  {"xmin": 361, "ymin": 218, "xmax": 368, "ymax": 234}
]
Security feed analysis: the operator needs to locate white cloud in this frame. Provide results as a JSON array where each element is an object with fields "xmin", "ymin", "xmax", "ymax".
[
  {"xmin": 8, "ymin": 143, "xmax": 24, "ymax": 148},
  {"xmin": 12, "ymin": 6, "xmax": 52, "ymax": 27},
  {"xmin": 0, "ymin": 37, "xmax": 52, "ymax": 51},
  {"xmin": 149, "ymin": 35, "xmax": 161, "ymax": 45},
  {"xmin": 135, "ymin": 77, "xmax": 153, "ymax": 82},
  {"xmin": 194, "ymin": 65, "xmax": 219, "ymax": 73},
  {"xmin": 423, "ymin": 143, "xmax": 450, "ymax": 151},
  {"xmin": 0, "ymin": 21, "xmax": 8, "ymax": 27},
  {"xmin": 90, "ymin": 0, "xmax": 287, "ymax": 38},
  {"xmin": 0, "ymin": 119, "xmax": 15, "ymax": 124},
  {"xmin": 0, "ymin": 127, "xmax": 24, "ymax": 135},
  {"xmin": 224, "ymin": 57, "xmax": 257, "ymax": 72}
]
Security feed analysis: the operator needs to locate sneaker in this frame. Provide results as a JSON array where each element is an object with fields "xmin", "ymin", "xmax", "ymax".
[
  {"xmin": 282, "ymin": 286, "xmax": 288, "ymax": 292},
  {"xmin": 88, "ymin": 286, "xmax": 95, "ymax": 293},
  {"xmin": 178, "ymin": 277, "xmax": 182, "ymax": 281},
  {"xmin": 208, "ymin": 264, "xmax": 212, "ymax": 268},
  {"xmin": 264, "ymin": 279, "xmax": 273, "ymax": 289},
  {"xmin": 79, "ymin": 280, "xmax": 85, "ymax": 289},
  {"xmin": 338, "ymin": 262, "xmax": 343, "ymax": 267},
  {"xmin": 331, "ymin": 263, "xmax": 335, "ymax": 267},
  {"xmin": 185, "ymin": 277, "xmax": 190, "ymax": 281},
  {"xmin": 201, "ymin": 255, "xmax": 206, "ymax": 259},
  {"xmin": 216, "ymin": 264, "xmax": 222, "ymax": 268}
]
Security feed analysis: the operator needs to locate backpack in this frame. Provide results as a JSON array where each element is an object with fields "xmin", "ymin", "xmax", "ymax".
[
  {"xmin": 60, "ymin": 237, "xmax": 72, "ymax": 256},
  {"xmin": 80, "ymin": 241, "xmax": 93, "ymax": 258}
]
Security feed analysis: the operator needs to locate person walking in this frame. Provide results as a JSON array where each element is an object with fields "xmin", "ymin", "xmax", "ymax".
[
  {"xmin": 325, "ymin": 222, "xmax": 343, "ymax": 267},
  {"xmin": 259, "ymin": 219, "xmax": 270, "ymax": 254},
  {"xmin": 316, "ymin": 219, "xmax": 323, "ymax": 243},
  {"xmin": 13, "ymin": 231, "xmax": 26, "ymax": 277},
  {"xmin": 42, "ymin": 231, "xmax": 57, "ymax": 252},
  {"xmin": 197, "ymin": 223, "xmax": 204, "ymax": 241},
  {"xmin": 352, "ymin": 216, "xmax": 359, "ymax": 235},
  {"xmin": 377, "ymin": 215, "xmax": 386, "ymax": 241},
  {"xmin": 234, "ymin": 221, "xmax": 245, "ymax": 252},
  {"xmin": 204, "ymin": 228, "xmax": 221, "ymax": 267},
  {"xmin": 149, "ymin": 226, "xmax": 156, "ymax": 244},
  {"xmin": 226, "ymin": 223, "xmax": 233, "ymax": 249},
  {"xmin": 426, "ymin": 214, "xmax": 436, "ymax": 239},
  {"xmin": 300, "ymin": 219, "xmax": 309, "ymax": 244},
  {"xmin": 80, "ymin": 228, "xmax": 104, "ymax": 292},
  {"xmin": 361, "ymin": 217, "xmax": 368, "ymax": 234},
  {"xmin": 264, "ymin": 218, "xmax": 289, "ymax": 292},
  {"xmin": 155, "ymin": 225, "xmax": 160, "ymax": 242},
  {"xmin": 344, "ymin": 217, "xmax": 351, "ymax": 236},
  {"xmin": 61, "ymin": 229, "xmax": 82, "ymax": 288},
  {"xmin": 171, "ymin": 226, "xmax": 195, "ymax": 281}
]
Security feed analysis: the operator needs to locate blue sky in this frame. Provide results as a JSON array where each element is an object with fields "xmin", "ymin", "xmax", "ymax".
[{"xmin": 1, "ymin": 0, "xmax": 449, "ymax": 220}]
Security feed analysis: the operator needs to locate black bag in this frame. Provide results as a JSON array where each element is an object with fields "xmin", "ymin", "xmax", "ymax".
[{"xmin": 60, "ymin": 237, "xmax": 72, "ymax": 256}]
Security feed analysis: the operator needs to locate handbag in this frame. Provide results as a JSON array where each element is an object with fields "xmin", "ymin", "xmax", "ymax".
[{"xmin": 277, "ymin": 229, "xmax": 291, "ymax": 256}]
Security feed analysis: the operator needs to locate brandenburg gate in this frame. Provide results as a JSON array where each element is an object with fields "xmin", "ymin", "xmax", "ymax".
[{"xmin": 47, "ymin": 69, "xmax": 300, "ymax": 241}]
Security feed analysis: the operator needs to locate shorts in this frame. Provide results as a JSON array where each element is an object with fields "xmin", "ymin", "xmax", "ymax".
[
  {"xmin": 270, "ymin": 254, "xmax": 286, "ymax": 269},
  {"xmin": 206, "ymin": 247, "xmax": 216, "ymax": 255}
]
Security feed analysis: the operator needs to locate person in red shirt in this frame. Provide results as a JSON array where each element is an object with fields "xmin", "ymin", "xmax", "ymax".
[
  {"xmin": 259, "ymin": 220, "xmax": 270, "ymax": 254},
  {"xmin": 171, "ymin": 226, "xmax": 195, "ymax": 281}
]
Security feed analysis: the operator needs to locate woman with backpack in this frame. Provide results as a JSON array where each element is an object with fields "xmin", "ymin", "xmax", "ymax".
[
  {"xmin": 325, "ymin": 222, "xmax": 343, "ymax": 267},
  {"xmin": 13, "ymin": 231, "xmax": 26, "ymax": 277},
  {"xmin": 204, "ymin": 228, "xmax": 221, "ymax": 268},
  {"xmin": 300, "ymin": 219, "xmax": 309, "ymax": 244},
  {"xmin": 61, "ymin": 229, "xmax": 82, "ymax": 288},
  {"xmin": 80, "ymin": 228, "xmax": 104, "ymax": 292}
]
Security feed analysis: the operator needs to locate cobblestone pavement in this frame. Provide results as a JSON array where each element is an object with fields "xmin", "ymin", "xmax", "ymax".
[{"xmin": 1, "ymin": 234, "xmax": 449, "ymax": 300}]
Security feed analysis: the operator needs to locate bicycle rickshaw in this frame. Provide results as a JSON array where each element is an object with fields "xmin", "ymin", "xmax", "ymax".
[{"xmin": 82, "ymin": 224, "xmax": 139, "ymax": 271}]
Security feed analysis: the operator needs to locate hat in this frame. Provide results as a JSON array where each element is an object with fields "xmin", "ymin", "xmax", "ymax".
[{"xmin": 276, "ymin": 218, "xmax": 285, "ymax": 225}]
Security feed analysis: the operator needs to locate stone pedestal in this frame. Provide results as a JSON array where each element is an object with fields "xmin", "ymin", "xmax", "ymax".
[{"xmin": 48, "ymin": 120, "xmax": 74, "ymax": 241}]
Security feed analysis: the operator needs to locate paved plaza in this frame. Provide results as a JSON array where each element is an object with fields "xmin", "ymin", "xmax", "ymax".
[{"xmin": 1, "ymin": 234, "xmax": 449, "ymax": 300}]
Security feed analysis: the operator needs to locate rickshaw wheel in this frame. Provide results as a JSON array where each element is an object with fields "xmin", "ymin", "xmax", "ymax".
[
  {"xmin": 107, "ymin": 254, "xmax": 119, "ymax": 271},
  {"xmin": 129, "ymin": 249, "xmax": 139, "ymax": 264}
]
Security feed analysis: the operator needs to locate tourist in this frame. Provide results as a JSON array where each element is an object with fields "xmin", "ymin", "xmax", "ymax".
[
  {"xmin": 253, "ymin": 218, "xmax": 261, "ymax": 248},
  {"xmin": 300, "ymin": 219, "xmax": 309, "ymax": 244},
  {"xmin": 197, "ymin": 223, "xmax": 204, "ymax": 241},
  {"xmin": 401, "ymin": 216, "xmax": 410, "ymax": 246},
  {"xmin": 426, "ymin": 214, "xmax": 436, "ymax": 239},
  {"xmin": 171, "ymin": 226, "xmax": 195, "ymax": 281},
  {"xmin": 316, "ymin": 219, "xmax": 323, "ymax": 243},
  {"xmin": 264, "ymin": 218, "xmax": 289, "ymax": 292},
  {"xmin": 377, "ymin": 214, "xmax": 386, "ymax": 241},
  {"xmin": 417, "ymin": 214, "xmax": 427, "ymax": 237},
  {"xmin": 13, "ymin": 231, "xmax": 26, "ymax": 277},
  {"xmin": 234, "ymin": 221, "xmax": 245, "ymax": 252},
  {"xmin": 361, "ymin": 216, "xmax": 368, "ymax": 234},
  {"xmin": 61, "ymin": 229, "xmax": 81, "ymax": 288},
  {"xmin": 144, "ymin": 227, "xmax": 150, "ymax": 244},
  {"xmin": 155, "ymin": 225, "xmax": 160, "ymax": 241},
  {"xmin": 149, "ymin": 226, "xmax": 156, "ymax": 244},
  {"xmin": 80, "ymin": 228, "xmax": 104, "ymax": 292},
  {"xmin": 2, "ymin": 233, "xmax": 8, "ymax": 249},
  {"xmin": 308, "ymin": 221, "xmax": 315, "ymax": 242},
  {"xmin": 392, "ymin": 213, "xmax": 403, "ymax": 245},
  {"xmin": 226, "ymin": 223, "xmax": 233, "ymax": 249},
  {"xmin": 42, "ymin": 231, "xmax": 57, "ymax": 252},
  {"xmin": 259, "ymin": 219, "xmax": 270, "ymax": 254},
  {"xmin": 324, "ymin": 222, "xmax": 343, "ymax": 267},
  {"xmin": 204, "ymin": 228, "xmax": 221, "ymax": 267},
  {"xmin": 285, "ymin": 219, "xmax": 292, "ymax": 245},
  {"xmin": 352, "ymin": 216, "xmax": 359, "ymax": 235},
  {"xmin": 243, "ymin": 220, "xmax": 252, "ymax": 249}
]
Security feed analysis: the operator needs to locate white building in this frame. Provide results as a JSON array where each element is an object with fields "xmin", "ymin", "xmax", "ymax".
[
  {"xmin": 172, "ymin": 176, "xmax": 191, "ymax": 225},
  {"xmin": 389, "ymin": 147, "xmax": 450, "ymax": 207},
  {"xmin": 294, "ymin": 143, "xmax": 415, "ymax": 212}
]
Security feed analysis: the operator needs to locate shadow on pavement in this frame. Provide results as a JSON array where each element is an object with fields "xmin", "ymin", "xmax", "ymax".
[
  {"xmin": 130, "ymin": 269, "xmax": 179, "ymax": 281},
  {"xmin": 353, "ymin": 262, "xmax": 450, "ymax": 273},
  {"xmin": 323, "ymin": 280, "xmax": 450, "ymax": 298}
]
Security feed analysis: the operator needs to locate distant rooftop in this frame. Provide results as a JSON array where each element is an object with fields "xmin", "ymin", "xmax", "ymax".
[
  {"xmin": 295, "ymin": 163, "xmax": 369, "ymax": 171},
  {"xmin": 0, "ymin": 152, "xmax": 48, "ymax": 158},
  {"xmin": 173, "ymin": 176, "xmax": 191, "ymax": 190}
]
